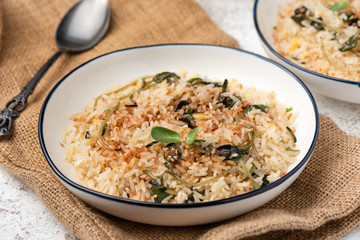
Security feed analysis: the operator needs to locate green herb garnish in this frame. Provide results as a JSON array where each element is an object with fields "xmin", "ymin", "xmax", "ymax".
[
  {"xmin": 185, "ymin": 127, "xmax": 199, "ymax": 145},
  {"xmin": 145, "ymin": 141, "xmax": 158, "ymax": 148},
  {"xmin": 239, "ymin": 160, "xmax": 259, "ymax": 190},
  {"xmin": 187, "ymin": 77, "xmax": 203, "ymax": 84},
  {"xmin": 339, "ymin": 32, "xmax": 359, "ymax": 52},
  {"xmin": 286, "ymin": 107, "xmax": 293, "ymax": 112},
  {"xmin": 291, "ymin": 6, "xmax": 325, "ymax": 31},
  {"xmin": 286, "ymin": 127, "xmax": 297, "ymax": 143},
  {"xmin": 330, "ymin": 0, "xmax": 348, "ymax": 11},
  {"xmin": 218, "ymin": 130, "xmax": 258, "ymax": 161},
  {"xmin": 241, "ymin": 105, "xmax": 270, "ymax": 116},
  {"xmin": 218, "ymin": 79, "xmax": 236, "ymax": 108},
  {"xmin": 153, "ymin": 72, "xmax": 180, "ymax": 84},
  {"xmin": 144, "ymin": 170, "xmax": 164, "ymax": 187},
  {"xmin": 187, "ymin": 77, "xmax": 222, "ymax": 87},
  {"xmin": 311, "ymin": 17, "xmax": 324, "ymax": 30},
  {"xmin": 286, "ymin": 147, "xmax": 301, "ymax": 156},
  {"xmin": 218, "ymin": 144, "xmax": 249, "ymax": 161},
  {"xmin": 179, "ymin": 114, "xmax": 196, "ymax": 129},
  {"xmin": 261, "ymin": 175, "xmax": 270, "ymax": 187},
  {"xmin": 191, "ymin": 139, "xmax": 212, "ymax": 154},
  {"xmin": 144, "ymin": 170, "xmax": 158, "ymax": 180},
  {"xmin": 164, "ymin": 169, "xmax": 221, "ymax": 187},
  {"xmin": 185, "ymin": 193, "xmax": 195, "ymax": 203},
  {"xmin": 222, "ymin": 79, "xmax": 229, "ymax": 92},
  {"xmin": 252, "ymin": 104, "xmax": 270, "ymax": 112},
  {"xmin": 149, "ymin": 188, "xmax": 170, "ymax": 203},
  {"xmin": 101, "ymin": 123, "xmax": 108, "ymax": 136},
  {"xmin": 151, "ymin": 126, "xmax": 182, "ymax": 143},
  {"xmin": 191, "ymin": 143, "xmax": 210, "ymax": 154},
  {"xmin": 175, "ymin": 100, "xmax": 190, "ymax": 111},
  {"xmin": 291, "ymin": 6, "xmax": 310, "ymax": 27}
]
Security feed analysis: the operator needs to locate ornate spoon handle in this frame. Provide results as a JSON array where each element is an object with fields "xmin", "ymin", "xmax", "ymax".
[{"xmin": 0, "ymin": 51, "xmax": 63, "ymax": 136}]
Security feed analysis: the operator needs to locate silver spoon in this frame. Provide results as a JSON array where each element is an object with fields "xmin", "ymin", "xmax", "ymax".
[{"xmin": 0, "ymin": 0, "xmax": 110, "ymax": 136}]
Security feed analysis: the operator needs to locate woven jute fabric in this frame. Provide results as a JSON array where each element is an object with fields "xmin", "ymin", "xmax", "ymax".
[{"xmin": 1, "ymin": 0, "xmax": 360, "ymax": 239}]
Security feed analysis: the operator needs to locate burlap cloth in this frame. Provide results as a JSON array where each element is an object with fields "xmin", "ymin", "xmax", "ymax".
[{"xmin": 0, "ymin": 0, "xmax": 360, "ymax": 239}]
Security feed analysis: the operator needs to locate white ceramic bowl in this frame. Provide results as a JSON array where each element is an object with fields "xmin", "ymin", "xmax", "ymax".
[
  {"xmin": 254, "ymin": 0, "xmax": 360, "ymax": 104},
  {"xmin": 39, "ymin": 44, "xmax": 319, "ymax": 226}
]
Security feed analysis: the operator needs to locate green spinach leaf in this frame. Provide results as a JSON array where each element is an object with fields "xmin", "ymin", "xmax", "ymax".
[
  {"xmin": 149, "ymin": 188, "xmax": 170, "ymax": 203},
  {"xmin": 339, "ymin": 32, "xmax": 359, "ymax": 52}
]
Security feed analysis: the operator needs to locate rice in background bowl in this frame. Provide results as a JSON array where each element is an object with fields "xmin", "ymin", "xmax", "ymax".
[
  {"xmin": 273, "ymin": 0, "xmax": 360, "ymax": 82},
  {"xmin": 254, "ymin": 0, "xmax": 360, "ymax": 103}
]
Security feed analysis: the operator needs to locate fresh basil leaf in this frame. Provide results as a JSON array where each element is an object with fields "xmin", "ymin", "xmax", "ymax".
[
  {"xmin": 330, "ymin": 0, "xmax": 348, "ymax": 11},
  {"xmin": 185, "ymin": 127, "xmax": 199, "ymax": 145},
  {"xmin": 151, "ymin": 126, "xmax": 182, "ymax": 143}
]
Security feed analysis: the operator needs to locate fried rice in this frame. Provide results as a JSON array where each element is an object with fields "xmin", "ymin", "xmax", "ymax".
[
  {"xmin": 61, "ymin": 71, "xmax": 299, "ymax": 203},
  {"xmin": 273, "ymin": 0, "xmax": 360, "ymax": 82}
]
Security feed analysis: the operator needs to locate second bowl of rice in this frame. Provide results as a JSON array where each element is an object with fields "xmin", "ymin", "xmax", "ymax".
[{"xmin": 254, "ymin": 0, "xmax": 360, "ymax": 104}]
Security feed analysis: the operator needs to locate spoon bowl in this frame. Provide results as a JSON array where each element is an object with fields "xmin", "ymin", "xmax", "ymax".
[
  {"xmin": 0, "ymin": 0, "xmax": 110, "ymax": 136},
  {"xmin": 56, "ymin": 0, "xmax": 110, "ymax": 52}
]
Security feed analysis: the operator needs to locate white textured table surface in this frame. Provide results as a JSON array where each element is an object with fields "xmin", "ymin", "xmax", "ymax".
[{"xmin": 1, "ymin": 0, "xmax": 359, "ymax": 239}]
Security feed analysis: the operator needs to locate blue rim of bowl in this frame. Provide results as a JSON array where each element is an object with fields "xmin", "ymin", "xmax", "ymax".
[
  {"xmin": 39, "ymin": 43, "xmax": 319, "ymax": 209},
  {"xmin": 253, "ymin": 0, "xmax": 360, "ymax": 87}
]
